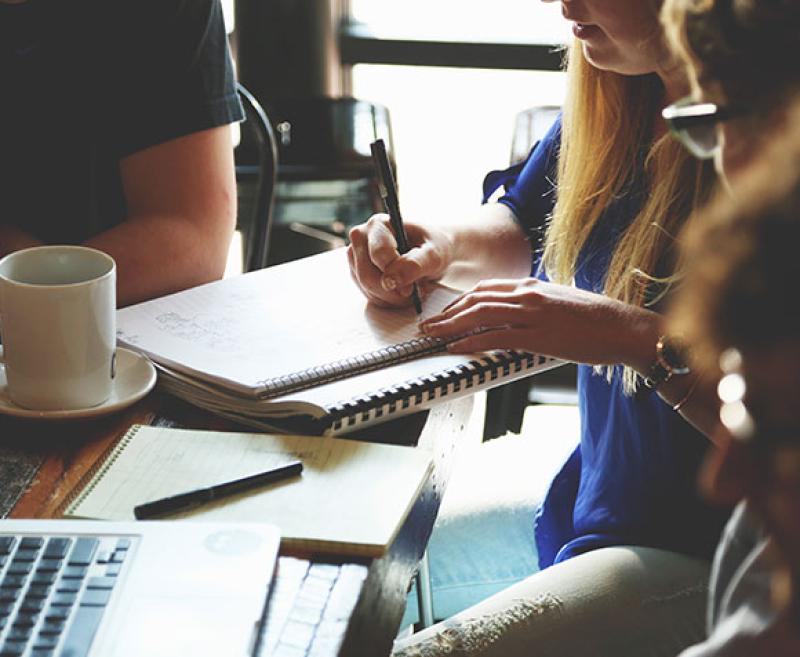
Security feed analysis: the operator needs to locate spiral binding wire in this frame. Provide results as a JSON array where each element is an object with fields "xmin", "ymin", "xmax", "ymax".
[
  {"xmin": 255, "ymin": 335, "xmax": 448, "ymax": 400},
  {"xmin": 60, "ymin": 425, "xmax": 142, "ymax": 517},
  {"xmin": 326, "ymin": 350, "xmax": 554, "ymax": 433}
]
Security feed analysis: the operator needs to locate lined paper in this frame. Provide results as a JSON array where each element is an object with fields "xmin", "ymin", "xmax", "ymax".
[{"xmin": 65, "ymin": 425, "xmax": 433, "ymax": 556}]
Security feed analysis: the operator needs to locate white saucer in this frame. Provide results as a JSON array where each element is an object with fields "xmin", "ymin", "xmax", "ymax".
[{"xmin": 0, "ymin": 347, "xmax": 157, "ymax": 420}]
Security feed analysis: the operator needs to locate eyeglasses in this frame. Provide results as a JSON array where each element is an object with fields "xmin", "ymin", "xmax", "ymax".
[{"xmin": 662, "ymin": 96, "xmax": 745, "ymax": 160}]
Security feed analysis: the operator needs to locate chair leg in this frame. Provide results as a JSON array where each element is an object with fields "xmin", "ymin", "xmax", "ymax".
[
  {"xmin": 483, "ymin": 380, "xmax": 530, "ymax": 440},
  {"xmin": 415, "ymin": 550, "xmax": 435, "ymax": 629}
]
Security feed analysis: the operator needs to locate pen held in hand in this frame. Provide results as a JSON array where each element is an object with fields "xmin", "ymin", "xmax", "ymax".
[
  {"xmin": 133, "ymin": 459, "xmax": 303, "ymax": 520},
  {"xmin": 370, "ymin": 138, "xmax": 423, "ymax": 314}
]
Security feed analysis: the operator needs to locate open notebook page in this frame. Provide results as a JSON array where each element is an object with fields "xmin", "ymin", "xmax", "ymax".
[
  {"xmin": 65, "ymin": 425, "xmax": 433, "ymax": 556},
  {"xmin": 117, "ymin": 249, "xmax": 460, "ymax": 396}
]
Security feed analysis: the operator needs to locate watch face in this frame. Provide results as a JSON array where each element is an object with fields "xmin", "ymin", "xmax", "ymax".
[{"xmin": 660, "ymin": 338, "xmax": 691, "ymax": 376}]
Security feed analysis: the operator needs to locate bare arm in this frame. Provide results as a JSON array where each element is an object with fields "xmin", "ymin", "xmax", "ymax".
[
  {"xmin": 347, "ymin": 202, "xmax": 533, "ymax": 307},
  {"xmin": 89, "ymin": 125, "xmax": 236, "ymax": 306},
  {"xmin": 0, "ymin": 125, "xmax": 236, "ymax": 307},
  {"xmin": 420, "ymin": 277, "xmax": 721, "ymax": 441}
]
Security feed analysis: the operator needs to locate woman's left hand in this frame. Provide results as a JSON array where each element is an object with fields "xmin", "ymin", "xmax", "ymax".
[{"xmin": 420, "ymin": 278, "xmax": 660, "ymax": 370}]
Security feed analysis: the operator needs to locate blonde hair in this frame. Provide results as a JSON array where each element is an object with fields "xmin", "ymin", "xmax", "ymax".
[{"xmin": 543, "ymin": 41, "xmax": 713, "ymax": 392}]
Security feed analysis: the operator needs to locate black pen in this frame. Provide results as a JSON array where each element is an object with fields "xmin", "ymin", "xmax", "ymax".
[
  {"xmin": 133, "ymin": 460, "xmax": 303, "ymax": 520},
  {"xmin": 370, "ymin": 138, "xmax": 423, "ymax": 314}
]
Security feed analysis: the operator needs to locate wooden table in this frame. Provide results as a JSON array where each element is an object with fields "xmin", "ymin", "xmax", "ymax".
[{"xmin": 1, "ymin": 388, "xmax": 473, "ymax": 657}]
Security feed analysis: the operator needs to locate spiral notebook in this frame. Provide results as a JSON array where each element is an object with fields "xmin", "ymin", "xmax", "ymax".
[
  {"xmin": 117, "ymin": 249, "xmax": 561, "ymax": 434},
  {"xmin": 62, "ymin": 424, "xmax": 433, "ymax": 557}
]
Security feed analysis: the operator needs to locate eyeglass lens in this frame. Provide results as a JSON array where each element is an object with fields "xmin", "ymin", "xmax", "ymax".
[{"xmin": 678, "ymin": 124, "xmax": 719, "ymax": 159}]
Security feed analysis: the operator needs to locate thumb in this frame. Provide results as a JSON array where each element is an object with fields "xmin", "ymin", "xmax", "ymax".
[{"xmin": 383, "ymin": 240, "xmax": 448, "ymax": 289}]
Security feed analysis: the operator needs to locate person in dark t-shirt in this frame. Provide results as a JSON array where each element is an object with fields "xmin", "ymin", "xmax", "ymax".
[{"xmin": 0, "ymin": 0, "xmax": 243, "ymax": 306}]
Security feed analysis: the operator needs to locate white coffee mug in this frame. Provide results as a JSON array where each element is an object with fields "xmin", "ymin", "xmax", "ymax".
[{"xmin": 0, "ymin": 245, "xmax": 116, "ymax": 410}]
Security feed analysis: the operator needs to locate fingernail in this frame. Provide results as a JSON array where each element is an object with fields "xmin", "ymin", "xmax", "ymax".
[{"xmin": 382, "ymin": 276, "xmax": 397, "ymax": 291}]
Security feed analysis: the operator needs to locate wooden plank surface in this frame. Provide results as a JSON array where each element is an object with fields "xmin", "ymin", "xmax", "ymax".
[{"xmin": 0, "ymin": 388, "xmax": 473, "ymax": 656}]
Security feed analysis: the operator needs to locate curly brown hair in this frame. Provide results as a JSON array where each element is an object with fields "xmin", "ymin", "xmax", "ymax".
[{"xmin": 662, "ymin": 0, "xmax": 800, "ymax": 109}]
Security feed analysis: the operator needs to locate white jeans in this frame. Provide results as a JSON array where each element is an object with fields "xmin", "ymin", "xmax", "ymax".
[{"xmin": 393, "ymin": 546, "xmax": 710, "ymax": 657}]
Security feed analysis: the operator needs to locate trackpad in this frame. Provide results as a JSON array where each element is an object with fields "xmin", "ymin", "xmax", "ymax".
[{"xmin": 110, "ymin": 596, "xmax": 256, "ymax": 657}]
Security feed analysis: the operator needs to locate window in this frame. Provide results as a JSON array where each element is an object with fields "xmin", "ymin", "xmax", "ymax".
[
  {"xmin": 349, "ymin": 1, "xmax": 569, "ymax": 222},
  {"xmin": 349, "ymin": 0, "xmax": 569, "ymax": 44}
]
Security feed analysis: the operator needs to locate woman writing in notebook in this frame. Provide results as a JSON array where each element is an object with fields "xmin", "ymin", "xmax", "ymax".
[{"xmin": 348, "ymin": 0, "xmax": 728, "ymax": 655}]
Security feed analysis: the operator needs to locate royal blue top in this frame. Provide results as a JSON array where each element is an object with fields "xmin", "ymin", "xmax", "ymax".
[{"xmin": 484, "ymin": 117, "xmax": 727, "ymax": 568}]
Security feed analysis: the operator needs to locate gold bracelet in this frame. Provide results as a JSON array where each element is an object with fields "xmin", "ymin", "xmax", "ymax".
[{"xmin": 672, "ymin": 376, "xmax": 699, "ymax": 413}]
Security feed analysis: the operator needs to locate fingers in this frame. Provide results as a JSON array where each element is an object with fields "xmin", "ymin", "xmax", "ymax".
[
  {"xmin": 363, "ymin": 214, "xmax": 399, "ymax": 270},
  {"xmin": 346, "ymin": 244, "xmax": 395, "ymax": 307},
  {"xmin": 428, "ymin": 285, "xmax": 540, "ymax": 329},
  {"xmin": 348, "ymin": 215, "xmax": 412, "ymax": 307},
  {"xmin": 422, "ymin": 301, "xmax": 542, "ymax": 343},
  {"xmin": 348, "ymin": 214, "xmax": 441, "ymax": 308},
  {"xmin": 446, "ymin": 328, "xmax": 538, "ymax": 354}
]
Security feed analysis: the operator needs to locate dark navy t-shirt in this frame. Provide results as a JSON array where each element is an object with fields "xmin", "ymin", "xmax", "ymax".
[
  {"xmin": 0, "ymin": 0, "xmax": 243, "ymax": 244},
  {"xmin": 486, "ymin": 117, "xmax": 727, "ymax": 568}
]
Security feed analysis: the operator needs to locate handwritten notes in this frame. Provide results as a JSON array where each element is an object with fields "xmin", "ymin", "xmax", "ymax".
[{"xmin": 117, "ymin": 249, "xmax": 460, "ymax": 395}]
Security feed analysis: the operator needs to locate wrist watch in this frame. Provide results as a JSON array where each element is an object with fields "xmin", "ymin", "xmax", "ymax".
[{"xmin": 644, "ymin": 335, "xmax": 690, "ymax": 389}]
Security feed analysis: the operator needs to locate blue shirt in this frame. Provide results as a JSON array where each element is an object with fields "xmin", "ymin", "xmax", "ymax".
[{"xmin": 486, "ymin": 117, "xmax": 727, "ymax": 568}]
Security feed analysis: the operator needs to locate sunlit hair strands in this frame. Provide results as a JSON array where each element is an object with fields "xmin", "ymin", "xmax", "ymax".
[{"xmin": 542, "ymin": 4, "xmax": 714, "ymax": 393}]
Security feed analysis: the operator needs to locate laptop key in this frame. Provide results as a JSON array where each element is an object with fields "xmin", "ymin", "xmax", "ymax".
[
  {"xmin": 19, "ymin": 597, "xmax": 45, "ymax": 613},
  {"xmin": 86, "ymin": 577, "xmax": 115, "ymax": 590},
  {"xmin": 44, "ymin": 606, "xmax": 69, "ymax": 621},
  {"xmin": 39, "ymin": 618, "xmax": 66, "ymax": 635},
  {"xmin": 31, "ymin": 572, "xmax": 57, "ymax": 586},
  {"xmin": 7, "ymin": 563, "xmax": 31, "ymax": 576},
  {"xmin": 0, "ymin": 538, "xmax": 15, "ymax": 556},
  {"xmin": 0, "ymin": 576, "xmax": 26, "ymax": 589},
  {"xmin": 19, "ymin": 538, "xmax": 44, "ymax": 551},
  {"xmin": 12, "ymin": 613, "xmax": 38, "ymax": 627},
  {"xmin": 26, "ymin": 585, "xmax": 51, "ymax": 599},
  {"xmin": 43, "ymin": 538, "xmax": 71, "ymax": 560},
  {"xmin": 60, "ymin": 604, "xmax": 105, "ymax": 657},
  {"xmin": 63, "ymin": 566, "xmax": 88, "ymax": 580},
  {"xmin": 81, "ymin": 589, "xmax": 111, "ymax": 607},
  {"xmin": 0, "ymin": 641, "xmax": 25, "ymax": 656},
  {"xmin": 56, "ymin": 579, "xmax": 81, "ymax": 593},
  {"xmin": 105, "ymin": 564, "xmax": 121, "ymax": 577},
  {"xmin": 94, "ymin": 550, "xmax": 112, "ymax": 564},
  {"xmin": 36, "ymin": 559, "xmax": 61, "ymax": 573},
  {"xmin": 0, "ymin": 590, "xmax": 19, "ymax": 603},
  {"xmin": 51, "ymin": 592, "xmax": 77, "ymax": 607},
  {"xmin": 68, "ymin": 539, "xmax": 98, "ymax": 567},
  {"xmin": 30, "ymin": 650, "xmax": 54, "ymax": 657},
  {"xmin": 6, "ymin": 627, "xmax": 31, "ymax": 641},
  {"xmin": 11, "ymin": 549, "xmax": 40, "ymax": 562},
  {"xmin": 32, "ymin": 634, "xmax": 59, "ymax": 649}
]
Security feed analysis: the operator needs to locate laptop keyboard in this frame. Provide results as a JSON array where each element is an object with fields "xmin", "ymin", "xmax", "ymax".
[
  {"xmin": 258, "ymin": 558, "xmax": 369, "ymax": 657},
  {"xmin": 0, "ymin": 534, "xmax": 132, "ymax": 657}
]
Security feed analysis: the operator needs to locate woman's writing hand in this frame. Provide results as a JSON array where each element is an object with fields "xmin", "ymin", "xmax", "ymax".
[
  {"xmin": 420, "ymin": 278, "xmax": 660, "ymax": 369},
  {"xmin": 347, "ymin": 213, "xmax": 454, "ymax": 308}
]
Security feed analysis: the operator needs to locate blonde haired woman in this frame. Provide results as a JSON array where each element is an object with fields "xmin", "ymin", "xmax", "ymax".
[{"xmin": 349, "ymin": 1, "xmax": 727, "ymax": 655}]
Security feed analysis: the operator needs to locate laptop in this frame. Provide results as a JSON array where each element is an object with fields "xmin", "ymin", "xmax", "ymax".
[{"xmin": 0, "ymin": 519, "xmax": 280, "ymax": 657}]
